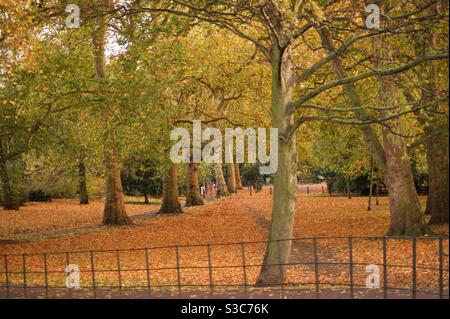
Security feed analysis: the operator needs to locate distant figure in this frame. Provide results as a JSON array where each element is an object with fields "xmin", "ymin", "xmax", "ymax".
[{"xmin": 200, "ymin": 186, "xmax": 206, "ymax": 198}]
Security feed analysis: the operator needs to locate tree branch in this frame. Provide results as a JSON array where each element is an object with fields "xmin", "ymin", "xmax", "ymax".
[{"xmin": 287, "ymin": 53, "xmax": 449, "ymax": 114}]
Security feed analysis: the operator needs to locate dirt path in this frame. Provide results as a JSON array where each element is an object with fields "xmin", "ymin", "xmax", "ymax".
[{"xmin": 236, "ymin": 199, "xmax": 337, "ymax": 273}]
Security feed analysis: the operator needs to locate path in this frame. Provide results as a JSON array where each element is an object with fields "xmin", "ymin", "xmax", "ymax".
[{"xmin": 236, "ymin": 198, "xmax": 338, "ymax": 277}]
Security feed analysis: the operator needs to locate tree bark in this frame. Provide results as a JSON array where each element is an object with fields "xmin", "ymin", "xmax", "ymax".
[
  {"xmin": 0, "ymin": 159, "xmax": 19, "ymax": 210},
  {"xmin": 375, "ymin": 182, "xmax": 380, "ymax": 206},
  {"xmin": 0, "ymin": 139, "xmax": 21, "ymax": 210},
  {"xmin": 226, "ymin": 163, "xmax": 237, "ymax": 194},
  {"xmin": 427, "ymin": 130, "xmax": 449, "ymax": 224},
  {"xmin": 345, "ymin": 178, "xmax": 352, "ymax": 199},
  {"xmin": 92, "ymin": 0, "xmax": 131, "ymax": 225},
  {"xmin": 257, "ymin": 44, "xmax": 297, "ymax": 286},
  {"xmin": 103, "ymin": 149, "xmax": 130, "ymax": 224},
  {"xmin": 144, "ymin": 193, "xmax": 150, "ymax": 204},
  {"xmin": 185, "ymin": 162, "xmax": 204, "ymax": 207},
  {"xmin": 159, "ymin": 164, "xmax": 183, "ymax": 214},
  {"xmin": 234, "ymin": 163, "xmax": 243, "ymax": 190},
  {"xmin": 368, "ymin": 156, "xmax": 374, "ymax": 211},
  {"xmin": 214, "ymin": 163, "xmax": 229, "ymax": 196},
  {"xmin": 383, "ymin": 129, "xmax": 426, "ymax": 235},
  {"xmin": 79, "ymin": 155, "xmax": 89, "ymax": 205}
]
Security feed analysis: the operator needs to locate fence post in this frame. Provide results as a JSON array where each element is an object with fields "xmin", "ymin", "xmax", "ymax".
[
  {"xmin": 383, "ymin": 237, "xmax": 388, "ymax": 299},
  {"xmin": 65, "ymin": 252, "xmax": 72, "ymax": 298},
  {"xmin": 438, "ymin": 238, "xmax": 444, "ymax": 299},
  {"xmin": 207, "ymin": 244, "xmax": 213, "ymax": 294},
  {"xmin": 240, "ymin": 243, "xmax": 248, "ymax": 297},
  {"xmin": 22, "ymin": 254, "xmax": 26, "ymax": 298},
  {"xmin": 175, "ymin": 246, "xmax": 181, "ymax": 294},
  {"xmin": 89, "ymin": 251, "xmax": 96, "ymax": 298},
  {"xmin": 43, "ymin": 253, "xmax": 49, "ymax": 298},
  {"xmin": 144, "ymin": 248, "xmax": 151, "ymax": 296},
  {"xmin": 116, "ymin": 250, "xmax": 122, "ymax": 292},
  {"xmin": 348, "ymin": 237, "xmax": 354, "ymax": 299},
  {"xmin": 4, "ymin": 255, "xmax": 9, "ymax": 299},
  {"xmin": 412, "ymin": 238, "xmax": 417, "ymax": 299},
  {"xmin": 313, "ymin": 237, "xmax": 320, "ymax": 299}
]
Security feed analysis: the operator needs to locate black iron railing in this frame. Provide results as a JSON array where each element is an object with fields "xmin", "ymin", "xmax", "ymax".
[{"xmin": 0, "ymin": 236, "xmax": 448, "ymax": 299}]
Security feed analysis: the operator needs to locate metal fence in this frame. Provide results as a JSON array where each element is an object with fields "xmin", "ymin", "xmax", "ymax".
[{"xmin": 0, "ymin": 236, "xmax": 448, "ymax": 299}]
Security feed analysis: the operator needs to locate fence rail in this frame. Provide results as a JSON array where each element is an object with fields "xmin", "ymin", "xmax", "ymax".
[{"xmin": 0, "ymin": 236, "xmax": 448, "ymax": 299}]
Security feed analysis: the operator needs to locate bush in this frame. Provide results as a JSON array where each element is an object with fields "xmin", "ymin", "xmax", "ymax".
[
  {"xmin": 29, "ymin": 189, "xmax": 52, "ymax": 202},
  {"xmin": 122, "ymin": 159, "xmax": 163, "ymax": 197}
]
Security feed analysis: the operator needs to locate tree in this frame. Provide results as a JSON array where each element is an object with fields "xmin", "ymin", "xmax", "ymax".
[
  {"xmin": 0, "ymin": 4, "xmax": 95, "ymax": 209},
  {"xmin": 185, "ymin": 162, "xmax": 204, "ymax": 206},
  {"xmin": 91, "ymin": 0, "xmax": 131, "ymax": 225},
  {"xmin": 226, "ymin": 163, "xmax": 237, "ymax": 194},
  {"xmin": 235, "ymin": 162, "xmax": 243, "ymax": 190},
  {"xmin": 159, "ymin": 163, "xmax": 183, "ymax": 214},
  {"xmin": 0, "ymin": 148, "xmax": 20, "ymax": 210},
  {"xmin": 406, "ymin": 2, "xmax": 449, "ymax": 224},
  {"xmin": 78, "ymin": 155, "xmax": 89, "ymax": 205}
]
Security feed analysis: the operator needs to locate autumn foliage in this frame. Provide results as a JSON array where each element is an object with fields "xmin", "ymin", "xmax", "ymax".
[{"xmin": 0, "ymin": 188, "xmax": 447, "ymax": 297}]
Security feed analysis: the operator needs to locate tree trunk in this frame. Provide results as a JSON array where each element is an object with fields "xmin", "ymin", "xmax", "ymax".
[
  {"xmin": 412, "ymin": 20, "xmax": 449, "ymax": 224},
  {"xmin": 234, "ymin": 163, "xmax": 243, "ymax": 190},
  {"xmin": 79, "ymin": 155, "xmax": 89, "ymax": 205},
  {"xmin": 226, "ymin": 163, "xmax": 237, "ymax": 194},
  {"xmin": 102, "ymin": 149, "xmax": 131, "ymax": 225},
  {"xmin": 345, "ymin": 178, "xmax": 352, "ymax": 199},
  {"xmin": 373, "ymin": 11, "xmax": 426, "ymax": 235},
  {"xmin": 257, "ymin": 44, "xmax": 297, "ymax": 286},
  {"xmin": 144, "ymin": 193, "xmax": 150, "ymax": 204},
  {"xmin": 375, "ymin": 182, "xmax": 380, "ymax": 206},
  {"xmin": 214, "ymin": 163, "xmax": 229, "ymax": 196},
  {"xmin": 368, "ymin": 156, "xmax": 374, "ymax": 211},
  {"xmin": 92, "ymin": 0, "xmax": 131, "ymax": 225},
  {"xmin": 159, "ymin": 164, "xmax": 183, "ymax": 214},
  {"xmin": 0, "ymin": 159, "xmax": 19, "ymax": 210},
  {"xmin": 102, "ymin": 138, "xmax": 130, "ymax": 225},
  {"xmin": 383, "ymin": 129, "xmax": 426, "ymax": 235},
  {"xmin": 427, "ymin": 130, "xmax": 449, "ymax": 224},
  {"xmin": 185, "ymin": 162, "xmax": 204, "ymax": 207}
]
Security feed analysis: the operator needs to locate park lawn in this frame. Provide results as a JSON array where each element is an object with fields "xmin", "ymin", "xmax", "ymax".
[
  {"xmin": 0, "ymin": 198, "xmax": 159, "ymax": 238},
  {"xmin": 0, "ymin": 189, "xmax": 447, "ymax": 293}
]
